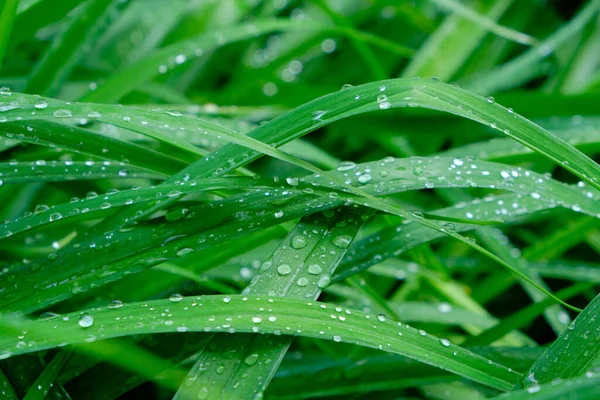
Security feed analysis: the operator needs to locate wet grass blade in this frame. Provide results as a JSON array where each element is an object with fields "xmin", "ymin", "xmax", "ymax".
[
  {"xmin": 0, "ymin": 295, "xmax": 521, "ymax": 391},
  {"xmin": 174, "ymin": 207, "xmax": 371, "ymax": 399},
  {"xmin": 519, "ymin": 292, "xmax": 600, "ymax": 388}
]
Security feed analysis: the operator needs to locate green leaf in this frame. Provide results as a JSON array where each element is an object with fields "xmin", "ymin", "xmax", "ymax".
[
  {"xmin": 519, "ymin": 291, "xmax": 600, "ymax": 388},
  {"xmin": 0, "ymin": 295, "xmax": 521, "ymax": 391}
]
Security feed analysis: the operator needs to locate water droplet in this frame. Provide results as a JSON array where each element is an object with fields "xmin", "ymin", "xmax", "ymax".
[
  {"xmin": 358, "ymin": 174, "xmax": 372, "ymax": 184},
  {"xmin": 169, "ymin": 293, "xmax": 184, "ymax": 303},
  {"xmin": 296, "ymin": 277, "xmax": 308, "ymax": 287},
  {"xmin": 377, "ymin": 314, "xmax": 386, "ymax": 322},
  {"xmin": 418, "ymin": 329, "xmax": 427, "ymax": 336},
  {"xmin": 438, "ymin": 303, "xmax": 452, "ymax": 313},
  {"xmin": 526, "ymin": 384, "xmax": 541, "ymax": 394},
  {"xmin": 108, "ymin": 300, "xmax": 123, "ymax": 309},
  {"xmin": 291, "ymin": 235, "xmax": 307, "ymax": 249},
  {"xmin": 277, "ymin": 264, "xmax": 292, "ymax": 275},
  {"xmin": 311, "ymin": 110, "xmax": 327, "ymax": 121},
  {"xmin": 317, "ymin": 276, "xmax": 330, "ymax": 288},
  {"xmin": 223, "ymin": 296, "xmax": 232, "ymax": 303},
  {"xmin": 78, "ymin": 314, "xmax": 94, "ymax": 328},
  {"xmin": 252, "ymin": 316, "xmax": 262, "ymax": 324},
  {"xmin": 245, "ymin": 353, "xmax": 259, "ymax": 365},
  {"xmin": 87, "ymin": 111, "xmax": 102, "ymax": 118},
  {"xmin": 177, "ymin": 247, "xmax": 194, "ymax": 257},
  {"xmin": 440, "ymin": 338, "xmax": 451, "ymax": 347},
  {"xmin": 337, "ymin": 161, "xmax": 356, "ymax": 172},
  {"xmin": 34, "ymin": 204, "xmax": 49, "ymax": 213},
  {"xmin": 332, "ymin": 235, "xmax": 352, "ymax": 249},
  {"xmin": 333, "ymin": 335, "xmax": 342, "ymax": 342},
  {"xmin": 34, "ymin": 100, "xmax": 48, "ymax": 109},
  {"xmin": 53, "ymin": 109, "xmax": 72, "ymax": 118},
  {"xmin": 198, "ymin": 387, "xmax": 209, "ymax": 399},
  {"xmin": 39, "ymin": 312, "xmax": 60, "ymax": 321},
  {"xmin": 377, "ymin": 94, "xmax": 391, "ymax": 109},
  {"xmin": 274, "ymin": 210, "xmax": 284, "ymax": 218},
  {"xmin": 308, "ymin": 264, "xmax": 322, "ymax": 275}
]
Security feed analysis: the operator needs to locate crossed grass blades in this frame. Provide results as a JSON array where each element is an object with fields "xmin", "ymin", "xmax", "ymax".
[{"xmin": 1, "ymin": 0, "xmax": 600, "ymax": 399}]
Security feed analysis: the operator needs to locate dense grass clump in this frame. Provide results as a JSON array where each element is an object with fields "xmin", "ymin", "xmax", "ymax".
[{"xmin": 1, "ymin": 0, "xmax": 600, "ymax": 399}]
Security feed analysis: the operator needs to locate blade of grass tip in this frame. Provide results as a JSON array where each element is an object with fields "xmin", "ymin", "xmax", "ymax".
[
  {"xmin": 24, "ymin": 0, "xmax": 121, "ymax": 97},
  {"xmin": 0, "ymin": 295, "xmax": 522, "ymax": 392},
  {"xmin": 0, "ymin": 0, "xmax": 19, "ymax": 68},
  {"xmin": 432, "ymin": 0, "xmax": 538, "ymax": 46},
  {"xmin": 174, "ymin": 207, "xmax": 373, "ymax": 400},
  {"xmin": 22, "ymin": 349, "xmax": 73, "ymax": 400},
  {"xmin": 460, "ymin": 0, "xmax": 600, "ymax": 94},
  {"xmin": 517, "ymin": 291, "xmax": 600, "ymax": 389}
]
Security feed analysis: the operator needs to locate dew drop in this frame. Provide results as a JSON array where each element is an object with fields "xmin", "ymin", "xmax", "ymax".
[
  {"xmin": 358, "ymin": 174, "xmax": 372, "ymax": 184},
  {"xmin": 291, "ymin": 235, "xmax": 307, "ymax": 249},
  {"xmin": 337, "ymin": 161, "xmax": 357, "ymax": 172},
  {"xmin": 277, "ymin": 264, "xmax": 292, "ymax": 275},
  {"xmin": 296, "ymin": 277, "xmax": 308, "ymax": 287},
  {"xmin": 53, "ymin": 109, "xmax": 72, "ymax": 118},
  {"xmin": 34, "ymin": 100, "xmax": 48, "ymax": 109},
  {"xmin": 169, "ymin": 293, "xmax": 184, "ymax": 303},
  {"xmin": 311, "ymin": 110, "xmax": 327, "ymax": 121},
  {"xmin": 308, "ymin": 264, "xmax": 322, "ymax": 275},
  {"xmin": 108, "ymin": 299, "xmax": 123, "ymax": 309},
  {"xmin": 245, "ymin": 353, "xmax": 259, "ymax": 365},
  {"xmin": 332, "ymin": 235, "xmax": 352, "ymax": 249},
  {"xmin": 78, "ymin": 314, "xmax": 94, "ymax": 328}
]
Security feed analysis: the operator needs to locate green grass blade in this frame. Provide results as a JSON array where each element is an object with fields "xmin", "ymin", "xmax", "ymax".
[
  {"xmin": 432, "ymin": 0, "xmax": 537, "ymax": 46},
  {"xmin": 519, "ymin": 291, "xmax": 600, "ymax": 388},
  {"xmin": 22, "ymin": 349, "xmax": 72, "ymax": 400},
  {"xmin": 494, "ymin": 373, "xmax": 600, "ymax": 399},
  {"xmin": 0, "ymin": 0, "xmax": 19, "ymax": 68},
  {"xmin": 402, "ymin": 0, "xmax": 513, "ymax": 81},
  {"xmin": 0, "ymin": 295, "xmax": 522, "ymax": 391},
  {"xmin": 461, "ymin": 0, "xmax": 600, "ymax": 94},
  {"xmin": 174, "ymin": 207, "xmax": 371, "ymax": 399},
  {"xmin": 24, "ymin": 0, "xmax": 118, "ymax": 97}
]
